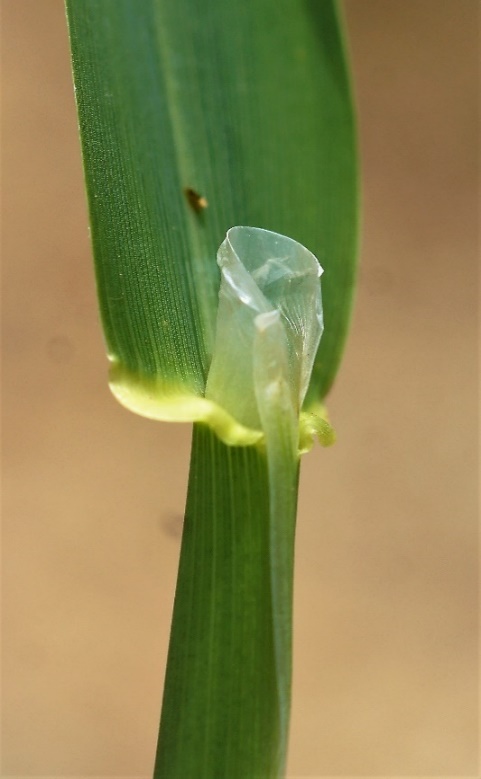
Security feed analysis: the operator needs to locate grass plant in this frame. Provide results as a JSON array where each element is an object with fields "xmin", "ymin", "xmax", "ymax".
[{"xmin": 65, "ymin": 1, "xmax": 359, "ymax": 775}]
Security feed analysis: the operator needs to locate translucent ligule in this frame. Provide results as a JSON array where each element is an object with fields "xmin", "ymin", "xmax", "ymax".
[
  {"xmin": 109, "ymin": 227, "xmax": 332, "ymax": 452},
  {"xmin": 205, "ymin": 226, "xmax": 324, "ymax": 443}
]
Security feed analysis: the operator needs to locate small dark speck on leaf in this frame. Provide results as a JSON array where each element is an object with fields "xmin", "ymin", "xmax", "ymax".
[{"xmin": 185, "ymin": 187, "xmax": 208, "ymax": 212}]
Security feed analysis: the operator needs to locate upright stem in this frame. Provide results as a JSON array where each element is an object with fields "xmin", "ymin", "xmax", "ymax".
[{"xmin": 154, "ymin": 423, "xmax": 299, "ymax": 779}]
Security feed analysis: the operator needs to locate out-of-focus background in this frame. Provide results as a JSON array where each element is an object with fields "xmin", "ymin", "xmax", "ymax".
[{"xmin": 2, "ymin": 1, "xmax": 478, "ymax": 776}]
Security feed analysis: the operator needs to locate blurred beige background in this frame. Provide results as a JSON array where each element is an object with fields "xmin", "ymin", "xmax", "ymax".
[{"xmin": 2, "ymin": 1, "xmax": 479, "ymax": 777}]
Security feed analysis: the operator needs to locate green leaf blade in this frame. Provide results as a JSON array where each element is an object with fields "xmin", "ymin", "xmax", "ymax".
[{"xmin": 66, "ymin": 0, "xmax": 358, "ymax": 408}]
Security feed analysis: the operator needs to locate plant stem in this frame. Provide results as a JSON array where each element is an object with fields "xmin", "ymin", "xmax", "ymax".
[{"xmin": 154, "ymin": 423, "xmax": 299, "ymax": 779}]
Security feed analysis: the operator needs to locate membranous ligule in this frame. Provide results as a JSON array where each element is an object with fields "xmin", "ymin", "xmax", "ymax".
[
  {"xmin": 206, "ymin": 227, "xmax": 325, "ymax": 454},
  {"xmin": 109, "ymin": 227, "xmax": 334, "ymax": 452}
]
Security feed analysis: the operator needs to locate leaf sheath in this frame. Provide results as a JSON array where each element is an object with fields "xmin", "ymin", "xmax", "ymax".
[{"xmin": 154, "ymin": 424, "xmax": 299, "ymax": 778}]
